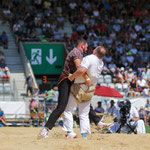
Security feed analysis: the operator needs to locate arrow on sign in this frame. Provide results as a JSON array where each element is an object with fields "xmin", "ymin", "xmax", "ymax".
[{"xmin": 46, "ymin": 49, "xmax": 57, "ymax": 65}]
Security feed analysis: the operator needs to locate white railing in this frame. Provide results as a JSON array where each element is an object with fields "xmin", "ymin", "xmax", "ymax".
[{"xmin": 19, "ymin": 42, "xmax": 38, "ymax": 89}]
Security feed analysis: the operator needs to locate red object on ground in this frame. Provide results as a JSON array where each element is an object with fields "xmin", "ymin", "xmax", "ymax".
[{"xmin": 94, "ymin": 86, "xmax": 123, "ymax": 98}]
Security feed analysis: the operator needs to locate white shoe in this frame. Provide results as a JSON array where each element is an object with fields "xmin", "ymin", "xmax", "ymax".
[
  {"xmin": 65, "ymin": 132, "xmax": 77, "ymax": 139},
  {"xmin": 39, "ymin": 127, "xmax": 49, "ymax": 138}
]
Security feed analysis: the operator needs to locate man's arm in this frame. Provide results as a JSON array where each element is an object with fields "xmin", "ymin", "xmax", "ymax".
[
  {"xmin": 74, "ymin": 59, "xmax": 81, "ymax": 69},
  {"xmin": 74, "ymin": 59, "xmax": 91, "ymax": 86},
  {"xmin": 68, "ymin": 67, "xmax": 87, "ymax": 82},
  {"xmin": 131, "ymin": 117, "xmax": 140, "ymax": 121}
]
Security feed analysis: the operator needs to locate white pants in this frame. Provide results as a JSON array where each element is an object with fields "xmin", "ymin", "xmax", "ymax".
[
  {"xmin": 62, "ymin": 93, "xmax": 91, "ymax": 134},
  {"xmin": 131, "ymin": 120, "xmax": 146, "ymax": 134}
]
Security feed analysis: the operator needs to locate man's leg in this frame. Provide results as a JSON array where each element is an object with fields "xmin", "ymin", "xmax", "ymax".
[
  {"xmin": 89, "ymin": 105, "xmax": 102, "ymax": 125},
  {"xmin": 78, "ymin": 101, "xmax": 91, "ymax": 135},
  {"xmin": 136, "ymin": 120, "xmax": 146, "ymax": 134},
  {"xmin": 45, "ymin": 78, "xmax": 72, "ymax": 130},
  {"xmin": 63, "ymin": 93, "xmax": 77, "ymax": 132}
]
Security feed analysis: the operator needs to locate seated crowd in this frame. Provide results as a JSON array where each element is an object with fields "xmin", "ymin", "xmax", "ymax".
[{"xmin": 1, "ymin": 0, "xmax": 150, "ymax": 96}]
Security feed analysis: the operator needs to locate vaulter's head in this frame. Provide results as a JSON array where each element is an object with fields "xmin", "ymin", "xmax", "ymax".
[
  {"xmin": 93, "ymin": 46, "xmax": 106, "ymax": 59},
  {"xmin": 76, "ymin": 39, "xmax": 88, "ymax": 53}
]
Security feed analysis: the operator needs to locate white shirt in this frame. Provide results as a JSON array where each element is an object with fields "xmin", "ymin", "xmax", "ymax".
[
  {"xmin": 129, "ymin": 107, "xmax": 139, "ymax": 121},
  {"xmin": 130, "ymin": 33, "xmax": 137, "ymax": 39},
  {"xmin": 126, "ymin": 55, "xmax": 134, "ymax": 63},
  {"xmin": 143, "ymin": 88, "xmax": 149, "ymax": 95},
  {"xmin": 93, "ymin": 10, "xmax": 99, "ymax": 17},
  {"xmin": 108, "ymin": 63, "xmax": 117, "ymax": 69},
  {"xmin": 127, "ymin": 72, "xmax": 135, "ymax": 82},
  {"xmin": 134, "ymin": 25, "xmax": 142, "ymax": 32},
  {"xmin": 69, "ymin": 2, "xmax": 77, "ymax": 9},
  {"xmin": 130, "ymin": 48, "xmax": 138, "ymax": 55},
  {"xmin": 75, "ymin": 54, "xmax": 104, "ymax": 86},
  {"xmin": 137, "ymin": 79, "xmax": 146, "ymax": 87}
]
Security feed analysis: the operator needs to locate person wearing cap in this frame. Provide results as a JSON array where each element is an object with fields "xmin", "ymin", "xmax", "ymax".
[
  {"xmin": 127, "ymin": 68, "xmax": 135, "ymax": 83},
  {"xmin": 94, "ymin": 101, "xmax": 105, "ymax": 113}
]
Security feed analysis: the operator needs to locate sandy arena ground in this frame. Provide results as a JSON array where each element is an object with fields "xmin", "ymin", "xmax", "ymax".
[{"xmin": 0, "ymin": 127, "xmax": 150, "ymax": 150}]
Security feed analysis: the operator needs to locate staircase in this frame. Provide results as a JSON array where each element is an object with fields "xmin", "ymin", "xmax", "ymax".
[
  {"xmin": 59, "ymin": 20, "xmax": 73, "ymax": 38},
  {"xmin": 0, "ymin": 20, "xmax": 26, "ymax": 101}
]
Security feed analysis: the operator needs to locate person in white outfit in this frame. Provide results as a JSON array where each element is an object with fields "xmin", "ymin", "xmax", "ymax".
[
  {"xmin": 62, "ymin": 46, "xmax": 106, "ymax": 139},
  {"xmin": 129, "ymin": 106, "xmax": 146, "ymax": 134},
  {"xmin": 108, "ymin": 100, "xmax": 146, "ymax": 134}
]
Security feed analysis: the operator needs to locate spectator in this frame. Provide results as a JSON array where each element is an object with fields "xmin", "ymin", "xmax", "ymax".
[
  {"xmin": 108, "ymin": 61, "xmax": 117, "ymax": 70},
  {"xmin": 142, "ymin": 85, "xmax": 150, "ymax": 97},
  {"xmin": 13, "ymin": 22, "xmax": 21, "ymax": 33},
  {"xmin": 53, "ymin": 27, "xmax": 61, "ymax": 41},
  {"xmin": 3, "ymin": 66, "xmax": 10, "ymax": 82},
  {"xmin": 0, "ymin": 31, "xmax": 8, "ymax": 49},
  {"xmin": 32, "ymin": 88, "xmax": 39, "ymax": 102},
  {"xmin": 57, "ymin": 14, "xmax": 65, "ymax": 29},
  {"xmin": 52, "ymin": 86, "xmax": 59, "ymax": 110},
  {"xmin": 128, "ymin": 104, "xmax": 145, "ymax": 134},
  {"xmin": 69, "ymin": 0, "xmax": 77, "ymax": 10},
  {"xmin": 108, "ymin": 100, "xmax": 118, "ymax": 117},
  {"xmin": 25, "ymin": 74, "xmax": 34, "ymax": 97},
  {"xmin": 0, "ymin": 107, "xmax": 6, "ymax": 127},
  {"xmin": 128, "ymin": 79, "xmax": 137, "ymax": 97},
  {"xmin": 94, "ymin": 101, "xmax": 105, "ymax": 113},
  {"xmin": 145, "ymin": 99, "xmax": 150, "ymax": 107},
  {"xmin": 0, "ymin": 59, "xmax": 7, "ymax": 70},
  {"xmin": 137, "ymin": 76, "xmax": 146, "ymax": 92},
  {"xmin": 29, "ymin": 99, "xmax": 38, "ymax": 113},
  {"xmin": 139, "ymin": 106, "xmax": 148, "ymax": 126},
  {"xmin": 0, "ymin": 51, "xmax": 5, "ymax": 61},
  {"xmin": 46, "ymin": 88, "xmax": 55, "ymax": 102},
  {"xmin": 126, "ymin": 68, "xmax": 135, "ymax": 83},
  {"xmin": 130, "ymin": 45, "xmax": 138, "ymax": 55}
]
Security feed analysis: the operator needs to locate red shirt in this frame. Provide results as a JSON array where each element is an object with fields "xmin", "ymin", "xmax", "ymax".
[{"xmin": 58, "ymin": 48, "xmax": 83, "ymax": 85}]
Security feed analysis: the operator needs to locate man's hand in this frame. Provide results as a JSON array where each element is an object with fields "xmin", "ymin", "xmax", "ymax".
[
  {"xmin": 68, "ymin": 74, "xmax": 73, "ymax": 81},
  {"xmin": 85, "ymin": 79, "xmax": 91, "ymax": 87}
]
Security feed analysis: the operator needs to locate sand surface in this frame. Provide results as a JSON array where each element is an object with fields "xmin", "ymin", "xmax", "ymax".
[{"xmin": 0, "ymin": 127, "xmax": 150, "ymax": 150}]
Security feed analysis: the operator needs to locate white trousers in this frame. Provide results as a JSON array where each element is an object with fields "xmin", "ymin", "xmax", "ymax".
[
  {"xmin": 131, "ymin": 120, "xmax": 146, "ymax": 134},
  {"xmin": 62, "ymin": 93, "xmax": 91, "ymax": 134}
]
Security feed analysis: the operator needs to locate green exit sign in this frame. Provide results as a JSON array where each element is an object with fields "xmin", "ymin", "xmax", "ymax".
[{"xmin": 24, "ymin": 44, "xmax": 65, "ymax": 75}]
